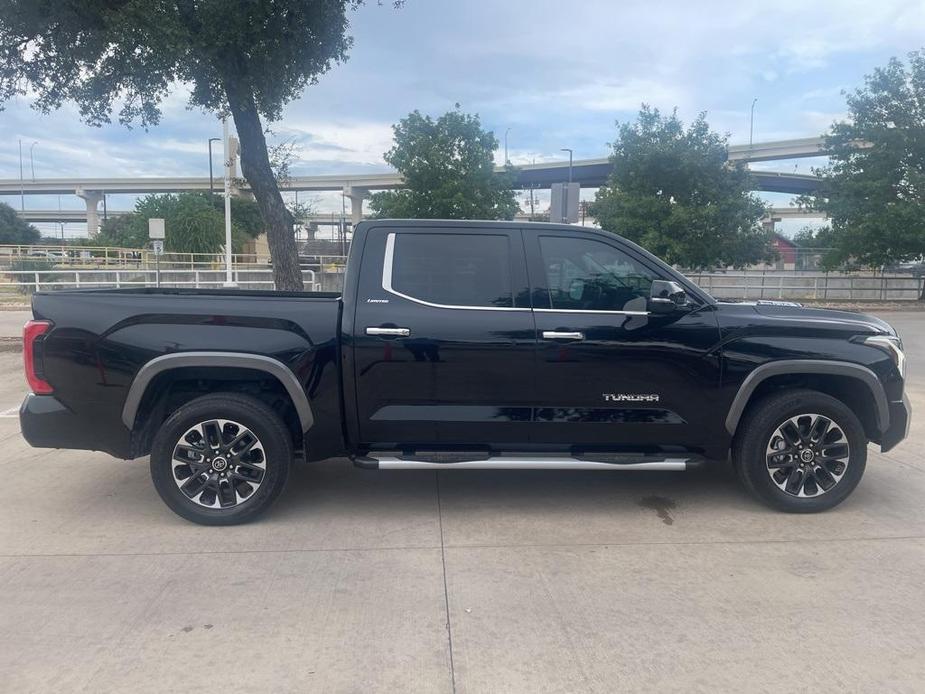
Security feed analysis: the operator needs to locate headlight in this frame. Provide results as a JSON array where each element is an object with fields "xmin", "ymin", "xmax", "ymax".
[{"xmin": 864, "ymin": 335, "xmax": 906, "ymax": 379}]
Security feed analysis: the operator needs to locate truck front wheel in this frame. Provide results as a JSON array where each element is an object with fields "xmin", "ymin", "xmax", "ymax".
[
  {"xmin": 150, "ymin": 393, "xmax": 292, "ymax": 525},
  {"xmin": 733, "ymin": 389, "xmax": 867, "ymax": 513}
]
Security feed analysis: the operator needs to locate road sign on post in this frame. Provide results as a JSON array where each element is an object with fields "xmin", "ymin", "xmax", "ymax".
[
  {"xmin": 149, "ymin": 218, "xmax": 165, "ymax": 288},
  {"xmin": 148, "ymin": 218, "xmax": 165, "ymax": 240},
  {"xmin": 550, "ymin": 182, "xmax": 580, "ymax": 224}
]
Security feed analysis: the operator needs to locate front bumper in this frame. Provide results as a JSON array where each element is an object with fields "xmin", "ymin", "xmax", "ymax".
[
  {"xmin": 880, "ymin": 393, "xmax": 911, "ymax": 453},
  {"xmin": 20, "ymin": 393, "xmax": 132, "ymax": 458}
]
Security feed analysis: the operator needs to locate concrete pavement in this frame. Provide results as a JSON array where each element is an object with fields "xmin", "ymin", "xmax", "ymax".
[{"xmin": 0, "ymin": 312, "xmax": 923, "ymax": 692}]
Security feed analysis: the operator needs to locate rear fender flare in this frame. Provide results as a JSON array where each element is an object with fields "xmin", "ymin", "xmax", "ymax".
[{"xmin": 121, "ymin": 351, "xmax": 313, "ymax": 432}]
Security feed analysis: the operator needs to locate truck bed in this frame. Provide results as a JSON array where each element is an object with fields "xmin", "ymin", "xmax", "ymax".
[{"xmin": 25, "ymin": 287, "xmax": 345, "ymax": 459}]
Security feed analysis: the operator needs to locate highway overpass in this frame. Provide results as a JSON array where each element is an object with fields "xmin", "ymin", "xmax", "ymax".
[
  {"xmin": 1, "ymin": 137, "xmax": 829, "ymax": 233},
  {"xmin": 20, "ymin": 206, "xmax": 824, "ymax": 226}
]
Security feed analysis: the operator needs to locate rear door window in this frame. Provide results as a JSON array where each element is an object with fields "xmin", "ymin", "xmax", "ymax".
[{"xmin": 389, "ymin": 233, "xmax": 514, "ymax": 308}]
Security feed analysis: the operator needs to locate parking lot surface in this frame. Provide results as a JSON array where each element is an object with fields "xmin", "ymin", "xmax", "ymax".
[{"xmin": 1, "ymin": 311, "xmax": 923, "ymax": 692}]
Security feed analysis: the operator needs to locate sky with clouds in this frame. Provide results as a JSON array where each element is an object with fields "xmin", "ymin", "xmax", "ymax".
[{"xmin": 1, "ymin": 0, "xmax": 923, "ymax": 235}]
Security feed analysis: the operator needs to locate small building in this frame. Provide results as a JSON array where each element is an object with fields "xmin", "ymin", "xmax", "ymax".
[{"xmin": 770, "ymin": 233, "xmax": 798, "ymax": 270}]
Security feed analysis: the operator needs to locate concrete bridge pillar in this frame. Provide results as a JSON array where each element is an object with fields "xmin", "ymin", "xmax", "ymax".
[
  {"xmin": 75, "ymin": 188, "xmax": 103, "ymax": 236},
  {"xmin": 343, "ymin": 185, "xmax": 369, "ymax": 226}
]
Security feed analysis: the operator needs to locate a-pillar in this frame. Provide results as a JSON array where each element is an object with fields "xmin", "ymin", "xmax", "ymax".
[
  {"xmin": 343, "ymin": 185, "xmax": 368, "ymax": 227},
  {"xmin": 76, "ymin": 188, "xmax": 103, "ymax": 236}
]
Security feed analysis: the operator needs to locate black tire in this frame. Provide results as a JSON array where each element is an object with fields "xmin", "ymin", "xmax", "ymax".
[
  {"xmin": 733, "ymin": 389, "xmax": 867, "ymax": 513},
  {"xmin": 150, "ymin": 393, "xmax": 292, "ymax": 525}
]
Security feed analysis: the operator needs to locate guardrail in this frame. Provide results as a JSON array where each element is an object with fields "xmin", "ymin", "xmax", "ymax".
[
  {"xmin": 0, "ymin": 268, "xmax": 320, "ymax": 292},
  {"xmin": 688, "ymin": 271, "xmax": 924, "ymax": 301}
]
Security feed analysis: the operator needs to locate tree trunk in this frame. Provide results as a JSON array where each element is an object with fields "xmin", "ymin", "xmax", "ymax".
[{"xmin": 223, "ymin": 81, "xmax": 303, "ymax": 291}]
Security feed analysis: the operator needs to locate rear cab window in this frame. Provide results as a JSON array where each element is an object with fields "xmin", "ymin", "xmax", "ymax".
[{"xmin": 383, "ymin": 231, "xmax": 528, "ymax": 309}]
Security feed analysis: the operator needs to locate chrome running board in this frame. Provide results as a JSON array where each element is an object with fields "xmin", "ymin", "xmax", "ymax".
[{"xmin": 367, "ymin": 455, "xmax": 691, "ymax": 471}]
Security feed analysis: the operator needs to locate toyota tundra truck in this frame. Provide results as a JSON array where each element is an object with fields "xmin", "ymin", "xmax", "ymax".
[{"xmin": 19, "ymin": 220, "xmax": 910, "ymax": 524}]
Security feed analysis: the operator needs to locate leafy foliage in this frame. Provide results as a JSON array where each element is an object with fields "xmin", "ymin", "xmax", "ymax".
[
  {"xmin": 0, "ymin": 1, "xmax": 369, "ymax": 127},
  {"xmin": 590, "ymin": 106, "xmax": 772, "ymax": 270},
  {"xmin": 369, "ymin": 109, "xmax": 519, "ymax": 220},
  {"xmin": 96, "ymin": 193, "xmax": 257, "ymax": 253},
  {"xmin": 798, "ymin": 51, "xmax": 925, "ymax": 270},
  {"xmin": 0, "ymin": 0, "xmax": 400, "ymax": 289},
  {"xmin": 0, "ymin": 202, "xmax": 41, "ymax": 244}
]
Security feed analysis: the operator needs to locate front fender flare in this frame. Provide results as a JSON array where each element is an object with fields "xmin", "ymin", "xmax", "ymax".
[
  {"xmin": 725, "ymin": 359, "xmax": 889, "ymax": 435},
  {"xmin": 121, "ymin": 351, "xmax": 314, "ymax": 432}
]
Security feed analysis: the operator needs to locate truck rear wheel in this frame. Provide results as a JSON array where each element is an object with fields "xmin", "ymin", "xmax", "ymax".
[
  {"xmin": 150, "ymin": 393, "xmax": 292, "ymax": 525},
  {"xmin": 733, "ymin": 389, "xmax": 867, "ymax": 513}
]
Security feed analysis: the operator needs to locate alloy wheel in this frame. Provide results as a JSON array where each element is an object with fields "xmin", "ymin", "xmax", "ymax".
[
  {"xmin": 171, "ymin": 419, "xmax": 266, "ymax": 509},
  {"xmin": 765, "ymin": 413, "xmax": 850, "ymax": 498}
]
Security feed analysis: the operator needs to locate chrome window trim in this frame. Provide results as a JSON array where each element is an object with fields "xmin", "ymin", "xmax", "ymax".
[
  {"xmin": 381, "ymin": 232, "xmax": 651, "ymax": 316},
  {"xmin": 382, "ymin": 232, "xmax": 529, "ymax": 312},
  {"xmin": 534, "ymin": 308, "xmax": 651, "ymax": 316}
]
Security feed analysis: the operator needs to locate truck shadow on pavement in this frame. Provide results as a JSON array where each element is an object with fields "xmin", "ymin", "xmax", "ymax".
[{"xmin": 266, "ymin": 458, "xmax": 753, "ymax": 526}]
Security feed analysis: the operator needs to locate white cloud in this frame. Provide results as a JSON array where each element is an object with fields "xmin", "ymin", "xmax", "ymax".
[{"xmin": 2, "ymin": 0, "xmax": 925, "ymax": 225}]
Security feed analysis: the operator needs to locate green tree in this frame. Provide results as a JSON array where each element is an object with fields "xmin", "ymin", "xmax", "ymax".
[
  {"xmin": 0, "ymin": 0, "xmax": 399, "ymax": 289},
  {"xmin": 205, "ymin": 196, "xmax": 265, "ymax": 239},
  {"xmin": 369, "ymin": 109, "xmax": 519, "ymax": 220},
  {"xmin": 95, "ymin": 214, "xmax": 149, "ymax": 249},
  {"xmin": 590, "ymin": 106, "xmax": 771, "ymax": 270},
  {"xmin": 798, "ymin": 51, "xmax": 925, "ymax": 271},
  {"xmin": 97, "ymin": 193, "xmax": 253, "ymax": 253},
  {"xmin": 0, "ymin": 202, "xmax": 41, "ymax": 244}
]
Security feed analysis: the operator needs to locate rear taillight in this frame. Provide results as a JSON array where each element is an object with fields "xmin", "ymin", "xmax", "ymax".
[{"xmin": 23, "ymin": 320, "xmax": 53, "ymax": 395}]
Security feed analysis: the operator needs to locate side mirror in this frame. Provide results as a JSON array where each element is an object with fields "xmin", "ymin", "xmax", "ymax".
[{"xmin": 648, "ymin": 280, "xmax": 688, "ymax": 314}]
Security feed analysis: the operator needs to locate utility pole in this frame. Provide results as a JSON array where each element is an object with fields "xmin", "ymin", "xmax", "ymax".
[
  {"xmin": 208, "ymin": 137, "xmax": 221, "ymax": 195},
  {"xmin": 749, "ymin": 98, "xmax": 758, "ymax": 147},
  {"xmin": 341, "ymin": 188, "xmax": 347, "ymax": 257},
  {"xmin": 222, "ymin": 117, "xmax": 234, "ymax": 287},
  {"xmin": 560, "ymin": 148, "xmax": 573, "ymax": 183},
  {"xmin": 504, "ymin": 127, "xmax": 512, "ymax": 165},
  {"xmin": 29, "ymin": 142, "xmax": 37, "ymax": 181},
  {"xmin": 18, "ymin": 140, "xmax": 24, "ymax": 211},
  {"xmin": 528, "ymin": 158, "xmax": 536, "ymax": 221}
]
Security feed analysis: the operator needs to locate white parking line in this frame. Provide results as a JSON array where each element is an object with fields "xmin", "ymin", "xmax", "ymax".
[{"xmin": 0, "ymin": 405, "xmax": 20, "ymax": 417}]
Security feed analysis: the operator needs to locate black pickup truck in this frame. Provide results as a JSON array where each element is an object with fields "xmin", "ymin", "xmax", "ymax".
[{"xmin": 20, "ymin": 220, "xmax": 910, "ymax": 524}]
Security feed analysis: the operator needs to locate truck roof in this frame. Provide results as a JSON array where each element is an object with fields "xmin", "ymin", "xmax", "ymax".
[{"xmin": 354, "ymin": 219, "xmax": 587, "ymax": 233}]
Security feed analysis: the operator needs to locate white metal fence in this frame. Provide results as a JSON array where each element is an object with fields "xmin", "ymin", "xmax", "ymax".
[
  {"xmin": 0, "ymin": 244, "xmax": 348, "ymax": 272},
  {"xmin": 0, "ymin": 268, "xmax": 320, "ymax": 292},
  {"xmin": 688, "ymin": 271, "xmax": 924, "ymax": 302}
]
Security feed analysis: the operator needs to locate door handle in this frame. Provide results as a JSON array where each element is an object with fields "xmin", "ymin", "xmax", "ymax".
[
  {"xmin": 542, "ymin": 331, "xmax": 584, "ymax": 341},
  {"xmin": 366, "ymin": 327, "xmax": 411, "ymax": 337}
]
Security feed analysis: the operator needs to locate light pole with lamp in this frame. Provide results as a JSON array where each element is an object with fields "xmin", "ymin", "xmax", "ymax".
[
  {"xmin": 29, "ymin": 141, "xmax": 37, "ymax": 181},
  {"xmin": 560, "ymin": 148, "xmax": 573, "ymax": 183},
  {"xmin": 222, "ymin": 117, "xmax": 235, "ymax": 287},
  {"xmin": 208, "ymin": 137, "xmax": 221, "ymax": 195},
  {"xmin": 749, "ymin": 97, "xmax": 758, "ymax": 147},
  {"xmin": 18, "ymin": 140, "xmax": 24, "ymax": 211}
]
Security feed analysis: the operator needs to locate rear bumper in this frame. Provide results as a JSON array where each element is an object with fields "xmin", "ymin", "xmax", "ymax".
[
  {"xmin": 880, "ymin": 393, "xmax": 911, "ymax": 453},
  {"xmin": 20, "ymin": 393, "xmax": 132, "ymax": 458}
]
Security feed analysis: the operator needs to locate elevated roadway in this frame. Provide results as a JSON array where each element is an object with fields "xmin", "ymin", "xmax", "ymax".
[{"xmin": 1, "ymin": 137, "xmax": 830, "ymax": 232}]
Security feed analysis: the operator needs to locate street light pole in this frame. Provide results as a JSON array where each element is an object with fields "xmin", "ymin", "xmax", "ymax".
[
  {"xmin": 29, "ymin": 142, "xmax": 37, "ymax": 181},
  {"xmin": 749, "ymin": 98, "xmax": 758, "ymax": 147},
  {"xmin": 208, "ymin": 137, "xmax": 221, "ymax": 195},
  {"xmin": 222, "ymin": 117, "xmax": 234, "ymax": 287},
  {"xmin": 18, "ymin": 140, "xmax": 24, "ymax": 211},
  {"xmin": 504, "ymin": 127, "xmax": 511, "ymax": 165},
  {"xmin": 560, "ymin": 148, "xmax": 573, "ymax": 183}
]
